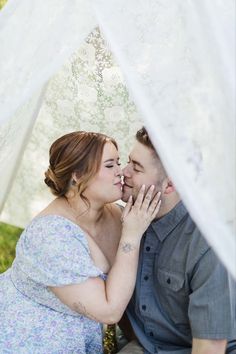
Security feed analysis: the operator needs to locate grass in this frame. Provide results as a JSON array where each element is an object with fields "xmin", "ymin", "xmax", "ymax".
[{"xmin": 0, "ymin": 222, "xmax": 23, "ymax": 273}]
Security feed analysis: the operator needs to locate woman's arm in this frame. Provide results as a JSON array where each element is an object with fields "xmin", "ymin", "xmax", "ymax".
[
  {"xmin": 192, "ymin": 338, "xmax": 227, "ymax": 354},
  {"xmin": 50, "ymin": 185, "xmax": 161, "ymax": 324}
]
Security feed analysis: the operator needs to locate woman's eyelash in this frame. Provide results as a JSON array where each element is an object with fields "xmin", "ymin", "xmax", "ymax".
[{"xmin": 106, "ymin": 162, "xmax": 121, "ymax": 168}]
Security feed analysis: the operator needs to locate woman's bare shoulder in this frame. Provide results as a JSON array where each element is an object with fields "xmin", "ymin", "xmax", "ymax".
[{"xmin": 35, "ymin": 198, "xmax": 71, "ymax": 220}]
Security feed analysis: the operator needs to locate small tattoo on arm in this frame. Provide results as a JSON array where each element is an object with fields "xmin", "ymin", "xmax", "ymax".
[
  {"xmin": 120, "ymin": 242, "xmax": 136, "ymax": 253},
  {"xmin": 73, "ymin": 301, "xmax": 100, "ymax": 322}
]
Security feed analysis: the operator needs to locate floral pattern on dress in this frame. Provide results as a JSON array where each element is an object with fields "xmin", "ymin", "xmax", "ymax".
[{"xmin": 0, "ymin": 215, "xmax": 106, "ymax": 353}]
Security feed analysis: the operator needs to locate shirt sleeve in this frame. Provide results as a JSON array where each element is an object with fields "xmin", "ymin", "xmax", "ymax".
[
  {"xmin": 16, "ymin": 216, "xmax": 102, "ymax": 286},
  {"xmin": 188, "ymin": 247, "xmax": 236, "ymax": 339}
]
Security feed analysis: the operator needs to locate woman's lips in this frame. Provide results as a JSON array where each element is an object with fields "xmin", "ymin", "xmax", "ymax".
[{"xmin": 114, "ymin": 182, "xmax": 123, "ymax": 190}]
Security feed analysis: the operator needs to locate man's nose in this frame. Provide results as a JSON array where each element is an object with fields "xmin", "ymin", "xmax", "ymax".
[{"xmin": 122, "ymin": 164, "xmax": 131, "ymax": 177}]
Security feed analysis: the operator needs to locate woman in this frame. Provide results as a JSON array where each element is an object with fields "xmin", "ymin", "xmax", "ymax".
[{"xmin": 0, "ymin": 131, "xmax": 161, "ymax": 353}]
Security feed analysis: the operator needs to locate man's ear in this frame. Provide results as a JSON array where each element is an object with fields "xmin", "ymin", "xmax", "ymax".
[{"xmin": 163, "ymin": 178, "xmax": 175, "ymax": 195}]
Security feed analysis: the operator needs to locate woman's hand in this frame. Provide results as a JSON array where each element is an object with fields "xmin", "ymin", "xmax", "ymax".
[
  {"xmin": 51, "ymin": 184, "xmax": 161, "ymax": 325},
  {"xmin": 121, "ymin": 184, "xmax": 161, "ymax": 240}
]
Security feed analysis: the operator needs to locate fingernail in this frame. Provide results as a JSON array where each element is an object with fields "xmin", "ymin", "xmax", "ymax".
[{"xmin": 142, "ymin": 184, "xmax": 145, "ymax": 189}]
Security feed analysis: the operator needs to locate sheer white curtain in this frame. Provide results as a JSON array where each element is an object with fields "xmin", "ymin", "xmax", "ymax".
[
  {"xmin": 92, "ymin": 0, "xmax": 236, "ymax": 277},
  {"xmin": 1, "ymin": 27, "xmax": 141, "ymax": 228},
  {"xmin": 0, "ymin": 0, "xmax": 235, "ymax": 277},
  {"xmin": 0, "ymin": 86, "xmax": 47, "ymax": 210},
  {"xmin": 0, "ymin": 0, "xmax": 96, "ymax": 221},
  {"xmin": 0, "ymin": 0, "xmax": 96, "ymax": 125}
]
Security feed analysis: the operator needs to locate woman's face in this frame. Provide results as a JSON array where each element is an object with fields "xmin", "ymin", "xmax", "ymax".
[{"xmin": 84, "ymin": 142, "xmax": 122, "ymax": 204}]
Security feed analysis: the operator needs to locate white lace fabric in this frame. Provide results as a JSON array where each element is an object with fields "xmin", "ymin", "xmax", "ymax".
[{"xmin": 0, "ymin": 0, "xmax": 235, "ymax": 277}]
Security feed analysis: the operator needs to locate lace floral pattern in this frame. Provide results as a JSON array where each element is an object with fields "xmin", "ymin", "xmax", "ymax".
[{"xmin": 1, "ymin": 27, "xmax": 141, "ymax": 227}]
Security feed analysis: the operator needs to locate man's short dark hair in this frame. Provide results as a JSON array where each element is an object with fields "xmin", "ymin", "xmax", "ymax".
[
  {"xmin": 136, "ymin": 127, "xmax": 167, "ymax": 180},
  {"xmin": 136, "ymin": 127, "xmax": 158, "ymax": 157}
]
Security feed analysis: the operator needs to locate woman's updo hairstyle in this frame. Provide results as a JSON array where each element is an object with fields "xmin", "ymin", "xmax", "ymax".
[{"xmin": 44, "ymin": 131, "xmax": 118, "ymax": 199}]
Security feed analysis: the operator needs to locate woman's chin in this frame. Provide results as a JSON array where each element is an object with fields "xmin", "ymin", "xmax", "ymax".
[
  {"xmin": 108, "ymin": 190, "xmax": 123, "ymax": 203},
  {"xmin": 120, "ymin": 190, "xmax": 132, "ymax": 203}
]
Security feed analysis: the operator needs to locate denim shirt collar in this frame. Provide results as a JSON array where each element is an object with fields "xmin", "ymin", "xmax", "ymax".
[{"xmin": 150, "ymin": 201, "xmax": 188, "ymax": 242}]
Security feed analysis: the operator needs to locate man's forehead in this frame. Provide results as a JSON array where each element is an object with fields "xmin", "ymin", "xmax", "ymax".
[
  {"xmin": 130, "ymin": 141, "xmax": 154, "ymax": 159},
  {"xmin": 129, "ymin": 154, "xmax": 144, "ymax": 168}
]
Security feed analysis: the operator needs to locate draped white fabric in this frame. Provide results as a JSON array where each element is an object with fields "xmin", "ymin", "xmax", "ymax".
[
  {"xmin": 0, "ymin": 0, "xmax": 235, "ymax": 277},
  {"xmin": 92, "ymin": 0, "xmax": 236, "ymax": 276},
  {"xmin": 0, "ymin": 0, "xmax": 96, "ymax": 125},
  {"xmin": 1, "ymin": 27, "xmax": 141, "ymax": 227},
  {"xmin": 0, "ymin": 86, "xmax": 47, "ymax": 210}
]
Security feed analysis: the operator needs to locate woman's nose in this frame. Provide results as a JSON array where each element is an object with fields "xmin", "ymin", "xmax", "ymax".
[{"xmin": 116, "ymin": 164, "xmax": 122, "ymax": 176}]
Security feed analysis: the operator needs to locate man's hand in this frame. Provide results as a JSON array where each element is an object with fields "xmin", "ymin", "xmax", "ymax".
[{"xmin": 192, "ymin": 338, "xmax": 227, "ymax": 354}]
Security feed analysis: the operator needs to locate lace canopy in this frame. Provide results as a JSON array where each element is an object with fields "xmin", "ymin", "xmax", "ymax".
[{"xmin": 0, "ymin": 0, "xmax": 235, "ymax": 277}]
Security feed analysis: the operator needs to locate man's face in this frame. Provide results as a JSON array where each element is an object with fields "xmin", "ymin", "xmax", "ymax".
[{"xmin": 122, "ymin": 140, "xmax": 166, "ymax": 202}]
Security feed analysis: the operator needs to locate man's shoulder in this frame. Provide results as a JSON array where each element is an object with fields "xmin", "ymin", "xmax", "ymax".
[
  {"xmin": 179, "ymin": 210, "xmax": 208, "ymax": 244},
  {"xmin": 177, "ymin": 213, "xmax": 212, "ymax": 267}
]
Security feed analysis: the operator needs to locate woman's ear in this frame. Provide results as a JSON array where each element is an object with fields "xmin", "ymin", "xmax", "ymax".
[{"xmin": 71, "ymin": 172, "xmax": 78, "ymax": 185}]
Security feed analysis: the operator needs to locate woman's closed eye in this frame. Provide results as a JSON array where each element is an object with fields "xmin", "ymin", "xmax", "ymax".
[{"xmin": 106, "ymin": 162, "xmax": 121, "ymax": 168}]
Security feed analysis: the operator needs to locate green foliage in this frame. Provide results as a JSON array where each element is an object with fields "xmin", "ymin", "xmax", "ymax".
[
  {"xmin": 0, "ymin": 1, "xmax": 19, "ymax": 270},
  {"xmin": 0, "ymin": 0, "xmax": 8, "ymax": 10},
  {"xmin": 0, "ymin": 222, "xmax": 22, "ymax": 273}
]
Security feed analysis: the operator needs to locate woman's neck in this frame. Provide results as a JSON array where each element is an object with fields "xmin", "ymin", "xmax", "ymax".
[{"xmin": 62, "ymin": 195, "xmax": 105, "ymax": 229}]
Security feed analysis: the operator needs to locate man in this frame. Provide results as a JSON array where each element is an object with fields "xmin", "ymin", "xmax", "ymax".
[{"xmin": 118, "ymin": 127, "xmax": 236, "ymax": 354}]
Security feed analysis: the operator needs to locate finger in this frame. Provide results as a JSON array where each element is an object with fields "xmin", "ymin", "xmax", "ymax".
[
  {"xmin": 151, "ymin": 199, "xmax": 162, "ymax": 218},
  {"xmin": 121, "ymin": 195, "xmax": 133, "ymax": 220},
  {"xmin": 133, "ymin": 184, "xmax": 145, "ymax": 209},
  {"xmin": 140, "ymin": 185, "xmax": 155, "ymax": 210},
  {"xmin": 147, "ymin": 191, "xmax": 161, "ymax": 212}
]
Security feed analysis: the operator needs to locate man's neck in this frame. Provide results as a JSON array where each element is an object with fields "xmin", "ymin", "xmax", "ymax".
[{"xmin": 157, "ymin": 194, "xmax": 181, "ymax": 219}]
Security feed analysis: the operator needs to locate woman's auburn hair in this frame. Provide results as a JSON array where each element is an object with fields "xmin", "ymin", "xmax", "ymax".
[{"xmin": 44, "ymin": 131, "xmax": 118, "ymax": 200}]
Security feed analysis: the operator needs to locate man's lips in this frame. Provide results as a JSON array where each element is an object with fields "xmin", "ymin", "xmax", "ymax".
[{"xmin": 123, "ymin": 183, "xmax": 133, "ymax": 188}]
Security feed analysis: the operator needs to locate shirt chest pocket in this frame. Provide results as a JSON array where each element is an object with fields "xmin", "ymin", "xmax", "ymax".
[{"xmin": 156, "ymin": 269, "xmax": 190, "ymax": 325}]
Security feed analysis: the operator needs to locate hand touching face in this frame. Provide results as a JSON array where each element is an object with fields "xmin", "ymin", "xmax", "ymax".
[{"xmin": 122, "ymin": 141, "xmax": 165, "ymax": 203}]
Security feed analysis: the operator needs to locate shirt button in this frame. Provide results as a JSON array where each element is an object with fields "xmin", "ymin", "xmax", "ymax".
[
  {"xmin": 149, "ymin": 331, "xmax": 154, "ymax": 337},
  {"xmin": 142, "ymin": 305, "xmax": 146, "ymax": 311},
  {"xmin": 146, "ymin": 246, "xmax": 151, "ymax": 252},
  {"xmin": 167, "ymin": 278, "xmax": 171, "ymax": 284},
  {"xmin": 144, "ymin": 275, "xmax": 149, "ymax": 281}
]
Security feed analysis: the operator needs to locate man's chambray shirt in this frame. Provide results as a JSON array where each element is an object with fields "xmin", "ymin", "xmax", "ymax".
[{"xmin": 127, "ymin": 201, "xmax": 236, "ymax": 354}]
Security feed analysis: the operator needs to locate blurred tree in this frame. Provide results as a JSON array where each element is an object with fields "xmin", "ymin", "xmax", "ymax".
[{"xmin": 0, "ymin": 0, "xmax": 7, "ymax": 10}]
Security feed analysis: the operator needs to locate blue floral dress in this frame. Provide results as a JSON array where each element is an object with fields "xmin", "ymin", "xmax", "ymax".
[{"xmin": 0, "ymin": 215, "xmax": 106, "ymax": 353}]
